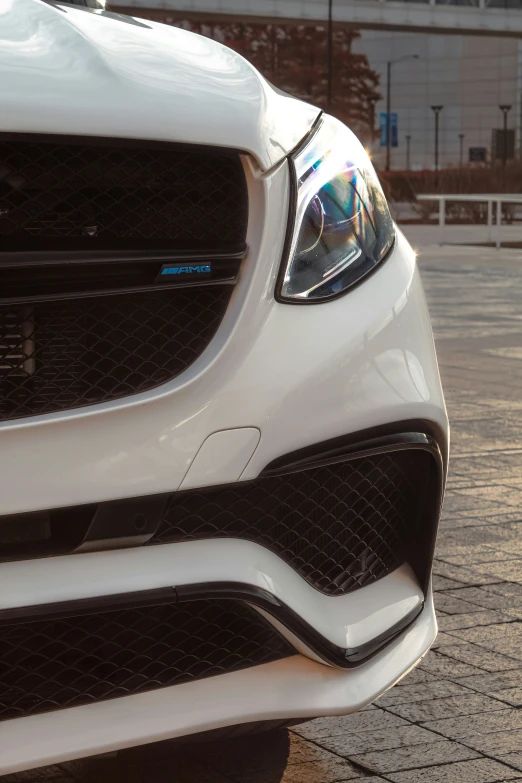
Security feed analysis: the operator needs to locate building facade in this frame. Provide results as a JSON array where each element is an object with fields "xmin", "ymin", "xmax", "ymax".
[{"xmin": 111, "ymin": 0, "xmax": 522, "ymax": 170}]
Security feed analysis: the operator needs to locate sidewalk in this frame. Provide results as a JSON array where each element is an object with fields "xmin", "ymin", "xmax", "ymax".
[{"xmin": 402, "ymin": 223, "xmax": 522, "ymax": 249}]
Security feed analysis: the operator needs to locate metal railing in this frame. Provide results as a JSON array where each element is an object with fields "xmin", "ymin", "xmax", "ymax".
[{"xmin": 417, "ymin": 194, "xmax": 522, "ymax": 248}]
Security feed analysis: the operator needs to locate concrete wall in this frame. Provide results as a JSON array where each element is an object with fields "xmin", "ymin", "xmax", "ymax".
[{"xmin": 354, "ymin": 30, "xmax": 520, "ymax": 169}]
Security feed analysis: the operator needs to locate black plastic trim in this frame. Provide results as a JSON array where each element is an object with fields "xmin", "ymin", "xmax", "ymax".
[
  {"xmin": 0, "ymin": 582, "xmax": 423, "ymax": 669},
  {"xmin": 0, "ymin": 247, "xmax": 247, "ymax": 270},
  {"xmin": 0, "ymin": 276, "xmax": 238, "ymax": 306},
  {"xmin": 176, "ymin": 582, "xmax": 424, "ymax": 668},
  {"xmin": 265, "ymin": 419, "xmax": 448, "ymax": 477}
]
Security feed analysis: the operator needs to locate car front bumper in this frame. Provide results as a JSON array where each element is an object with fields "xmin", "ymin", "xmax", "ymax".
[
  {"xmin": 0, "ymin": 591, "xmax": 437, "ymax": 775},
  {"xmin": 0, "ymin": 160, "xmax": 448, "ymax": 771}
]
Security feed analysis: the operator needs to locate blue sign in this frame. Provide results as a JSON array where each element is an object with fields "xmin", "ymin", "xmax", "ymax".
[{"xmin": 380, "ymin": 113, "xmax": 398, "ymax": 148}]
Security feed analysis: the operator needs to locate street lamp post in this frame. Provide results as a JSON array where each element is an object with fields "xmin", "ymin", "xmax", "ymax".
[
  {"xmin": 327, "ymin": 0, "xmax": 333, "ymax": 113},
  {"xmin": 406, "ymin": 134, "xmax": 411, "ymax": 171},
  {"xmin": 431, "ymin": 105, "xmax": 443, "ymax": 175},
  {"xmin": 369, "ymin": 96, "xmax": 378, "ymax": 139},
  {"xmin": 499, "ymin": 104, "xmax": 512, "ymax": 168},
  {"xmin": 386, "ymin": 55, "xmax": 419, "ymax": 172},
  {"xmin": 459, "ymin": 133, "xmax": 465, "ymax": 168}
]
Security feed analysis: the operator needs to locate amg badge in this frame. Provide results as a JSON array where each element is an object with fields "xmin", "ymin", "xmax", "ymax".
[{"xmin": 158, "ymin": 263, "xmax": 212, "ymax": 281}]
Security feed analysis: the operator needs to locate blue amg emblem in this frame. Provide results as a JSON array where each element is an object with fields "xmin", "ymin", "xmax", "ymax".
[{"xmin": 161, "ymin": 264, "xmax": 212, "ymax": 276}]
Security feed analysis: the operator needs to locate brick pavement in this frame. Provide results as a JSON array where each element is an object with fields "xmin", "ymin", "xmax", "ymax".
[{"xmin": 5, "ymin": 241, "xmax": 522, "ymax": 783}]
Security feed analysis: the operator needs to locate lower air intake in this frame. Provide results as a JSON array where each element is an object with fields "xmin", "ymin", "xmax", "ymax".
[
  {"xmin": 151, "ymin": 450, "xmax": 434, "ymax": 596},
  {"xmin": 0, "ymin": 598, "xmax": 293, "ymax": 721}
]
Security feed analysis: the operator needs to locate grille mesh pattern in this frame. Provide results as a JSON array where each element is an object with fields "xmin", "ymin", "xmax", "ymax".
[
  {"xmin": 152, "ymin": 451, "xmax": 431, "ymax": 596},
  {"xmin": 0, "ymin": 287, "xmax": 232, "ymax": 421},
  {"xmin": 0, "ymin": 139, "xmax": 248, "ymax": 250},
  {"xmin": 0, "ymin": 598, "xmax": 293, "ymax": 721}
]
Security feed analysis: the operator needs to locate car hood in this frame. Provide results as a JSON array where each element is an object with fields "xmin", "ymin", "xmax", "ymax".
[{"xmin": 0, "ymin": 0, "xmax": 320, "ymax": 171}]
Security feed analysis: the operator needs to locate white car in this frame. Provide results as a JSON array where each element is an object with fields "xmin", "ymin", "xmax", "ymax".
[{"xmin": 0, "ymin": 0, "xmax": 448, "ymax": 774}]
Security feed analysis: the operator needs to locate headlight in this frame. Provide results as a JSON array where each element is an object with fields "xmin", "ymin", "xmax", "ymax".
[{"xmin": 278, "ymin": 116, "xmax": 395, "ymax": 303}]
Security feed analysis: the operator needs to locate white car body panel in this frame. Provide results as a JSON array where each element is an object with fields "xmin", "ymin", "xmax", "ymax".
[
  {"xmin": 0, "ymin": 0, "xmax": 320, "ymax": 170},
  {"xmin": 0, "ymin": 594, "xmax": 437, "ymax": 776},
  {"xmin": 0, "ymin": 540, "xmax": 422, "ymax": 649},
  {"xmin": 179, "ymin": 427, "xmax": 261, "ymax": 489}
]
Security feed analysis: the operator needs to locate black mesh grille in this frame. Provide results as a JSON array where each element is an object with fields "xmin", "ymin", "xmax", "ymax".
[
  {"xmin": 151, "ymin": 451, "xmax": 432, "ymax": 596},
  {"xmin": 0, "ymin": 598, "xmax": 293, "ymax": 721},
  {"xmin": 0, "ymin": 138, "xmax": 248, "ymax": 252},
  {"xmin": 0, "ymin": 287, "xmax": 232, "ymax": 421}
]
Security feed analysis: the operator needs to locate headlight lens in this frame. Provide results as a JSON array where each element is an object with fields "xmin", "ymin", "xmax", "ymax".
[{"xmin": 278, "ymin": 116, "xmax": 395, "ymax": 302}]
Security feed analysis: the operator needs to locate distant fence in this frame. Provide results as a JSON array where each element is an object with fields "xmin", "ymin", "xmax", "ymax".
[
  {"xmin": 380, "ymin": 166, "xmax": 522, "ymax": 203},
  {"xmin": 417, "ymin": 194, "xmax": 522, "ymax": 248}
]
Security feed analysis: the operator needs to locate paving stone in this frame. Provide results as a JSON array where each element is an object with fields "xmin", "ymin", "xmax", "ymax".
[
  {"xmin": 422, "ymin": 707, "xmax": 520, "ymax": 739},
  {"xmin": 488, "ymin": 538, "xmax": 522, "ymax": 557},
  {"xmin": 432, "ymin": 561, "xmax": 502, "ymax": 586},
  {"xmin": 283, "ymin": 736, "xmax": 357, "ymax": 767},
  {"xmin": 346, "ymin": 779, "xmax": 389, "ymax": 783},
  {"xmin": 394, "ymin": 667, "xmax": 437, "ymax": 685},
  {"xmin": 350, "ymin": 740, "xmax": 479, "ymax": 774},
  {"xmin": 488, "ymin": 687, "xmax": 522, "ymax": 706},
  {"xmin": 446, "ymin": 586, "xmax": 522, "ymax": 611},
  {"xmin": 432, "ymin": 632, "xmax": 468, "ymax": 648},
  {"xmin": 461, "ymin": 729, "xmax": 522, "ymax": 756},
  {"xmin": 240, "ymin": 758, "xmax": 363, "ymax": 783},
  {"xmin": 472, "ymin": 560, "xmax": 522, "ymax": 584},
  {"xmin": 494, "ymin": 753, "xmax": 522, "ymax": 772},
  {"xmin": 440, "ymin": 548, "xmax": 522, "ymax": 567},
  {"xmin": 386, "ymin": 758, "xmax": 522, "ymax": 783},
  {"xmin": 313, "ymin": 725, "xmax": 441, "ymax": 758},
  {"xmin": 433, "ymin": 643, "xmax": 522, "ymax": 672},
  {"xmin": 438, "ymin": 609, "xmax": 513, "ymax": 631},
  {"xmin": 385, "ymin": 693, "xmax": 506, "ymax": 723},
  {"xmin": 377, "ymin": 680, "xmax": 471, "ymax": 707},
  {"xmin": 458, "ymin": 623, "xmax": 522, "ymax": 661},
  {"xmin": 433, "ymin": 574, "xmax": 468, "ymax": 591},
  {"xmin": 507, "ymin": 607, "xmax": 522, "ymax": 621},
  {"xmin": 418, "ymin": 650, "xmax": 485, "ymax": 679},
  {"xmin": 293, "ymin": 710, "xmax": 407, "ymax": 741},
  {"xmin": 454, "ymin": 669, "xmax": 522, "ymax": 694},
  {"xmin": 483, "ymin": 582, "xmax": 522, "ymax": 598},
  {"xmin": 441, "ymin": 514, "xmax": 515, "ymax": 529},
  {"xmin": 437, "ymin": 528, "xmax": 510, "ymax": 550},
  {"xmin": 434, "ymin": 593, "xmax": 487, "ymax": 614},
  {"xmin": 458, "ymin": 485, "xmax": 522, "ymax": 508}
]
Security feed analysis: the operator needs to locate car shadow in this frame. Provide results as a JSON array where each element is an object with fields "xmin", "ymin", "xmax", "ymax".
[{"xmin": 53, "ymin": 729, "xmax": 291, "ymax": 783}]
